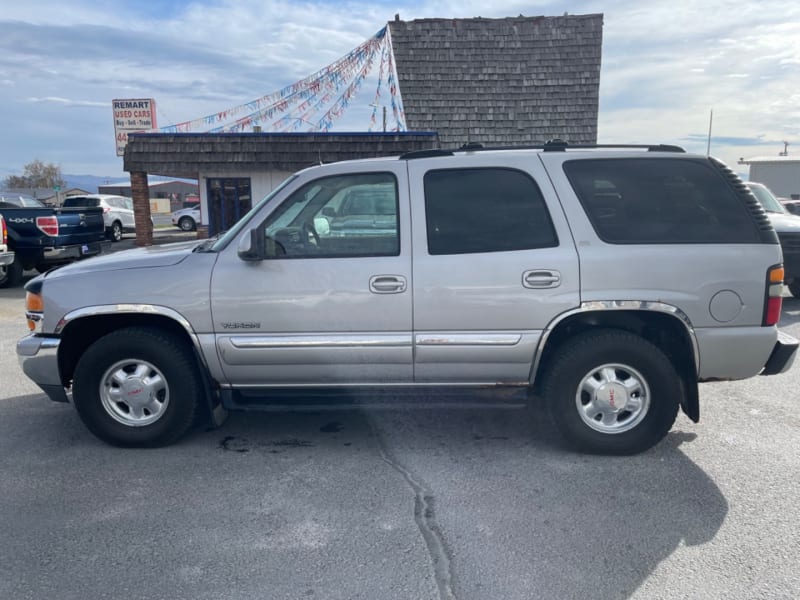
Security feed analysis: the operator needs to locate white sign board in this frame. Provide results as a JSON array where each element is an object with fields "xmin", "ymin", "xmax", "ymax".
[{"xmin": 113, "ymin": 99, "xmax": 157, "ymax": 156}]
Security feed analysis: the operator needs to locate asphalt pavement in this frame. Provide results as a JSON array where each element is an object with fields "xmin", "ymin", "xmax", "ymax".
[{"xmin": 0, "ymin": 252, "xmax": 798, "ymax": 600}]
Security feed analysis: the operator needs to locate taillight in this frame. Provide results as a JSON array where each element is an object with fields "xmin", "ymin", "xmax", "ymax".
[
  {"xmin": 36, "ymin": 216, "xmax": 59, "ymax": 237},
  {"xmin": 1, "ymin": 215, "xmax": 6, "ymax": 244},
  {"xmin": 103, "ymin": 207, "xmax": 111, "ymax": 213},
  {"xmin": 763, "ymin": 265, "xmax": 784, "ymax": 326}
]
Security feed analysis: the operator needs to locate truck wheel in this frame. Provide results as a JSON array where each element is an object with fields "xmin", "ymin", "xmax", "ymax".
[
  {"xmin": 788, "ymin": 280, "xmax": 800, "ymax": 298},
  {"xmin": 541, "ymin": 329, "xmax": 680, "ymax": 455},
  {"xmin": 0, "ymin": 255, "xmax": 24, "ymax": 288},
  {"xmin": 108, "ymin": 221, "xmax": 123, "ymax": 242},
  {"xmin": 72, "ymin": 327, "xmax": 200, "ymax": 447}
]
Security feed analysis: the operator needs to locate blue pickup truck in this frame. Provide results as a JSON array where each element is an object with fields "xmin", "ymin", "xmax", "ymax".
[{"xmin": 0, "ymin": 195, "xmax": 108, "ymax": 287}]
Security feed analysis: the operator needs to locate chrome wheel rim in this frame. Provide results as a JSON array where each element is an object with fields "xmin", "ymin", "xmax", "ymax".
[
  {"xmin": 575, "ymin": 363, "xmax": 650, "ymax": 434},
  {"xmin": 99, "ymin": 359, "xmax": 169, "ymax": 427}
]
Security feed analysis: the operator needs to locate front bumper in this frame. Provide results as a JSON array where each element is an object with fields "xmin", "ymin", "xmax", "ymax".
[
  {"xmin": 16, "ymin": 334, "xmax": 69, "ymax": 403},
  {"xmin": 0, "ymin": 251, "xmax": 14, "ymax": 267},
  {"xmin": 762, "ymin": 330, "xmax": 799, "ymax": 375}
]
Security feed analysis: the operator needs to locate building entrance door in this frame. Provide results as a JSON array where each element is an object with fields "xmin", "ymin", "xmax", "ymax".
[{"xmin": 207, "ymin": 178, "xmax": 252, "ymax": 235}]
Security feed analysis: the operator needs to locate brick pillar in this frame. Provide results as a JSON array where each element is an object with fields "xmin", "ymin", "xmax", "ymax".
[{"xmin": 130, "ymin": 171, "xmax": 153, "ymax": 247}]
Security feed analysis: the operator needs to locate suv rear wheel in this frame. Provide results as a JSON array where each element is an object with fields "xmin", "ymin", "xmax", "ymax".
[
  {"xmin": 72, "ymin": 327, "xmax": 200, "ymax": 447},
  {"xmin": 542, "ymin": 329, "xmax": 680, "ymax": 455}
]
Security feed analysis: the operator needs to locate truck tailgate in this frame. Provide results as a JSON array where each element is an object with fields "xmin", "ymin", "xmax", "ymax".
[{"xmin": 54, "ymin": 208, "xmax": 106, "ymax": 245}]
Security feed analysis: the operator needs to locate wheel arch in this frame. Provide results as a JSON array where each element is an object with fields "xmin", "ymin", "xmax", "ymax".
[
  {"xmin": 531, "ymin": 301, "xmax": 700, "ymax": 422},
  {"xmin": 55, "ymin": 307, "xmax": 219, "ymax": 421}
]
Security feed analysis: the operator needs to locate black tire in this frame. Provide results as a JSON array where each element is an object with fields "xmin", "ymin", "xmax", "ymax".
[
  {"xmin": 0, "ymin": 254, "xmax": 24, "ymax": 288},
  {"xmin": 178, "ymin": 216, "xmax": 196, "ymax": 232},
  {"xmin": 541, "ymin": 329, "xmax": 681, "ymax": 455},
  {"xmin": 72, "ymin": 327, "xmax": 201, "ymax": 447},
  {"xmin": 108, "ymin": 221, "xmax": 123, "ymax": 242},
  {"xmin": 788, "ymin": 280, "xmax": 800, "ymax": 299}
]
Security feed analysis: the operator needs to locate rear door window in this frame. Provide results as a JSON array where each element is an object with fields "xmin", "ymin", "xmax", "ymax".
[
  {"xmin": 564, "ymin": 158, "xmax": 760, "ymax": 244},
  {"xmin": 423, "ymin": 168, "xmax": 558, "ymax": 255}
]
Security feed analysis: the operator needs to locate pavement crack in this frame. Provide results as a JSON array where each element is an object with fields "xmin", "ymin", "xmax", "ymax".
[{"xmin": 369, "ymin": 419, "xmax": 457, "ymax": 600}]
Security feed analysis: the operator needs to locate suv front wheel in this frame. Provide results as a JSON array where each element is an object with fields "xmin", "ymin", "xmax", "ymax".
[
  {"xmin": 72, "ymin": 327, "xmax": 200, "ymax": 447},
  {"xmin": 542, "ymin": 329, "xmax": 681, "ymax": 455}
]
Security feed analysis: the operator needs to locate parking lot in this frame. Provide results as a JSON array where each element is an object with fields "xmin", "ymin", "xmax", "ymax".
[{"xmin": 0, "ymin": 243, "xmax": 798, "ymax": 599}]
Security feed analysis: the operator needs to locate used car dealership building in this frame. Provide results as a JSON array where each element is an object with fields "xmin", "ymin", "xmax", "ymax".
[{"xmin": 123, "ymin": 14, "xmax": 603, "ymax": 245}]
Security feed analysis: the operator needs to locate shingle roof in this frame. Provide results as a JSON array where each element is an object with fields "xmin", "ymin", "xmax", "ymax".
[
  {"xmin": 389, "ymin": 14, "xmax": 603, "ymax": 146},
  {"xmin": 124, "ymin": 132, "xmax": 440, "ymax": 178}
]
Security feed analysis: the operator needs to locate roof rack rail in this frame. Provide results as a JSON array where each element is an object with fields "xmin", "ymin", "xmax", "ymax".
[
  {"xmin": 399, "ymin": 143, "xmax": 686, "ymax": 160},
  {"xmin": 544, "ymin": 139, "xmax": 569, "ymax": 152},
  {"xmin": 399, "ymin": 149, "xmax": 454, "ymax": 160}
]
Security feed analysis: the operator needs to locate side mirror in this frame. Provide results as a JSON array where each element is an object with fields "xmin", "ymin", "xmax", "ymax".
[
  {"xmin": 237, "ymin": 229, "xmax": 265, "ymax": 261},
  {"xmin": 322, "ymin": 206, "xmax": 335, "ymax": 218}
]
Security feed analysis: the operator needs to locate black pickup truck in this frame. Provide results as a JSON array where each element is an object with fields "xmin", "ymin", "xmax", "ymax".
[{"xmin": 0, "ymin": 195, "xmax": 108, "ymax": 287}]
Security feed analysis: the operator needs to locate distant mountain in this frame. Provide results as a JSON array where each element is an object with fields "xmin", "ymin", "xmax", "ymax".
[{"xmin": 63, "ymin": 175, "xmax": 122, "ymax": 193}]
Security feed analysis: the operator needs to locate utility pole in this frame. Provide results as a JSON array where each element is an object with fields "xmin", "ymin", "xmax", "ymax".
[
  {"xmin": 706, "ymin": 109, "xmax": 713, "ymax": 156},
  {"xmin": 382, "ymin": 106, "xmax": 387, "ymax": 132}
]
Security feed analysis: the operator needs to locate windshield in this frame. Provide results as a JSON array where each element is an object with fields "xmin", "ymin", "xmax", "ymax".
[
  {"xmin": 747, "ymin": 183, "xmax": 786, "ymax": 214},
  {"xmin": 210, "ymin": 174, "xmax": 297, "ymax": 252}
]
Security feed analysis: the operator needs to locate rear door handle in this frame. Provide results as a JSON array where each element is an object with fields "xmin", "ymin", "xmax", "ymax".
[
  {"xmin": 522, "ymin": 269, "xmax": 561, "ymax": 289},
  {"xmin": 370, "ymin": 275, "xmax": 407, "ymax": 294}
]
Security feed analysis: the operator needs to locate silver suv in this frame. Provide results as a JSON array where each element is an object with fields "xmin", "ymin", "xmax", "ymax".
[
  {"xmin": 62, "ymin": 194, "xmax": 136, "ymax": 242},
  {"xmin": 17, "ymin": 143, "xmax": 799, "ymax": 454}
]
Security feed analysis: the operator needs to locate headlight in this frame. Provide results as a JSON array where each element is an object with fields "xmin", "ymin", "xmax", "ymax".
[{"xmin": 25, "ymin": 291, "xmax": 44, "ymax": 333}]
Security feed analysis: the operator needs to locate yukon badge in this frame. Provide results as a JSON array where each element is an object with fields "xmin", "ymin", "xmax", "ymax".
[{"xmin": 221, "ymin": 322, "xmax": 260, "ymax": 329}]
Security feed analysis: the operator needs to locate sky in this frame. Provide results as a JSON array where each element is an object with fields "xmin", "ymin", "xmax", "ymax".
[{"xmin": 0, "ymin": 0, "xmax": 798, "ymax": 182}]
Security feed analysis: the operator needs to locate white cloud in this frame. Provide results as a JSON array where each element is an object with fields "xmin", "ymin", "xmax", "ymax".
[
  {"xmin": 0, "ymin": 0, "xmax": 798, "ymax": 176},
  {"xmin": 27, "ymin": 97, "xmax": 108, "ymax": 107}
]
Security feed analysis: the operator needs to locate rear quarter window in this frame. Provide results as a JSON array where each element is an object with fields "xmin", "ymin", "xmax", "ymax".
[{"xmin": 564, "ymin": 158, "xmax": 761, "ymax": 244}]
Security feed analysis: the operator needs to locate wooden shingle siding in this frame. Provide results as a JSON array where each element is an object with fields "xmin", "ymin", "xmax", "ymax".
[
  {"xmin": 389, "ymin": 14, "xmax": 602, "ymax": 146},
  {"xmin": 124, "ymin": 132, "xmax": 440, "ymax": 178}
]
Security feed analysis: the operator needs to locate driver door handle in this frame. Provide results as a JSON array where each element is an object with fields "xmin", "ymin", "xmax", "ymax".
[
  {"xmin": 522, "ymin": 269, "xmax": 561, "ymax": 289},
  {"xmin": 370, "ymin": 275, "xmax": 407, "ymax": 294}
]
